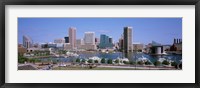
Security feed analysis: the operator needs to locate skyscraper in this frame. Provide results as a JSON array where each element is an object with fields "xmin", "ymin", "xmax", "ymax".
[
  {"xmin": 76, "ymin": 39, "xmax": 84, "ymax": 45},
  {"xmin": 109, "ymin": 37, "xmax": 113, "ymax": 44},
  {"xmin": 23, "ymin": 35, "xmax": 33, "ymax": 49},
  {"xmin": 95, "ymin": 37, "xmax": 100, "ymax": 45},
  {"xmin": 99, "ymin": 34, "xmax": 113, "ymax": 49},
  {"xmin": 64, "ymin": 36, "xmax": 69, "ymax": 43},
  {"xmin": 123, "ymin": 27, "xmax": 133, "ymax": 52},
  {"xmin": 82, "ymin": 32, "xmax": 96, "ymax": 50},
  {"xmin": 119, "ymin": 35, "xmax": 124, "ymax": 51},
  {"xmin": 68, "ymin": 27, "xmax": 76, "ymax": 49},
  {"xmin": 84, "ymin": 32, "xmax": 95, "ymax": 45}
]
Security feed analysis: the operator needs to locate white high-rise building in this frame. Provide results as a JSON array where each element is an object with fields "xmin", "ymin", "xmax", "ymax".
[
  {"xmin": 84, "ymin": 32, "xmax": 95, "ymax": 45},
  {"xmin": 23, "ymin": 35, "xmax": 33, "ymax": 48}
]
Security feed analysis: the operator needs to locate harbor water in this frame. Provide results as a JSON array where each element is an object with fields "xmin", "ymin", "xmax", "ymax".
[{"xmin": 39, "ymin": 52, "xmax": 182, "ymax": 64}]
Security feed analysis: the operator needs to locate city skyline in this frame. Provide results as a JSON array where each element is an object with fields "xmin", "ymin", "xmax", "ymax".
[{"xmin": 18, "ymin": 18, "xmax": 182, "ymax": 45}]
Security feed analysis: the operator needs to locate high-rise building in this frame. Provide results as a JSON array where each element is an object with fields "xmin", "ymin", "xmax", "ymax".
[
  {"xmin": 123, "ymin": 27, "xmax": 133, "ymax": 52},
  {"xmin": 99, "ymin": 34, "xmax": 113, "ymax": 49},
  {"xmin": 54, "ymin": 38, "xmax": 65, "ymax": 43},
  {"xmin": 69, "ymin": 27, "xmax": 76, "ymax": 49},
  {"xmin": 95, "ymin": 37, "xmax": 100, "ymax": 45},
  {"xmin": 84, "ymin": 32, "xmax": 95, "ymax": 45},
  {"xmin": 64, "ymin": 36, "xmax": 69, "ymax": 43},
  {"xmin": 76, "ymin": 39, "xmax": 84, "ymax": 49},
  {"xmin": 76, "ymin": 39, "xmax": 84, "ymax": 45},
  {"xmin": 109, "ymin": 37, "xmax": 113, "ymax": 44},
  {"xmin": 23, "ymin": 35, "xmax": 33, "ymax": 48},
  {"xmin": 81, "ymin": 32, "xmax": 96, "ymax": 50},
  {"xmin": 119, "ymin": 35, "xmax": 124, "ymax": 51}
]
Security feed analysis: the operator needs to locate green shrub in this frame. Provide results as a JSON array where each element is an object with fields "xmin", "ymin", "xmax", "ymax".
[
  {"xmin": 171, "ymin": 61, "xmax": 177, "ymax": 66},
  {"xmin": 18, "ymin": 56, "xmax": 28, "ymax": 63},
  {"xmin": 162, "ymin": 60, "xmax": 170, "ymax": 65},
  {"xmin": 107, "ymin": 59, "xmax": 113, "ymax": 64},
  {"xmin": 81, "ymin": 59, "xmax": 86, "ymax": 63},
  {"xmin": 137, "ymin": 61, "xmax": 144, "ymax": 65},
  {"xmin": 154, "ymin": 61, "xmax": 161, "ymax": 66},
  {"xmin": 35, "ymin": 59, "xmax": 41, "ymax": 62},
  {"xmin": 145, "ymin": 61, "xmax": 151, "ymax": 65},
  {"xmin": 101, "ymin": 58, "xmax": 106, "ymax": 63},
  {"xmin": 94, "ymin": 60, "xmax": 99, "ymax": 63},
  {"xmin": 28, "ymin": 58, "xmax": 36, "ymax": 63},
  {"xmin": 129, "ymin": 61, "xmax": 136, "ymax": 65},
  {"xmin": 88, "ymin": 59, "xmax": 93, "ymax": 63},
  {"xmin": 76, "ymin": 58, "xmax": 81, "ymax": 63},
  {"xmin": 115, "ymin": 59, "xmax": 120, "ymax": 64}
]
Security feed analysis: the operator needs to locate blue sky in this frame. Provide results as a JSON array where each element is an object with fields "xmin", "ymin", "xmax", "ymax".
[{"xmin": 18, "ymin": 18, "xmax": 182, "ymax": 45}]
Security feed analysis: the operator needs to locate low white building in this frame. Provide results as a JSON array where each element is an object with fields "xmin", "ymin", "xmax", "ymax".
[{"xmin": 133, "ymin": 43, "xmax": 144, "ymax": 52}]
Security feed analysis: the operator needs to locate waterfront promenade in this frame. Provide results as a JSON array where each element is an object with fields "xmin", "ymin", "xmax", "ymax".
[{"xmin": 18, "ymin": 62, "xmax": 177, "ymax": 70}]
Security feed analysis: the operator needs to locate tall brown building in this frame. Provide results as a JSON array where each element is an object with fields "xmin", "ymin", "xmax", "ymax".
[
  {"xmin": 68, "ymin": 27, "xmax": 76, "ymax": 49},
  {"xmin": 123, "ymin": 27, "xmax": 133, "ymax": 52}
]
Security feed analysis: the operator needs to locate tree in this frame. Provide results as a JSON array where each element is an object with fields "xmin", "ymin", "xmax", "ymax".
[
  {"xmin": 145, "ymin": 60, "xmax": 151, "ymax": 65},
  {"xmin": 35, "ymin": 59, "xmax": 41, "ymax": 62},
  {"xmin": 29, "ymin": 58, "xmax": 36, "ymax": 63},
  {"xmin": 129, "ymin": 61, "xmax": 135, "ymax": 65},
  {"xmin": 137, "ymin": 61, "xmax": 144, "ymax": 65},
  {"xmin": 76, "ymin": 58, "xmax": 81, "ymax": 63},
  {"xmin": 88, "ymin": 59, "xmax": 93, "ymax": 63},
  {"xmin": 123, "ymin": 61, "xmax": 129, "ymax": 64},
  {"xmin": 101, "ymin": 58, "xmax": 106, "ymax": 63},
  {"xmin": 162, "ymin": 60, "xmax": 170, "ymax": 65},
  {"xmin": 115, "ymin": 59, "xmax": 120, "ymax": 64},
  {"xmin": 94, "ymin": 60, "xmax": 99, "ymax": 63},
  {"xmin": 107, "ymin": 59, "xmax": 113, "ymax": 64},
  {"xmin": 81, "ymin": 59, "xmax": 86, "ymax": 63},
  {"xmin": 171, "ymin": 61, "xmax": 177, "ymax": 66},
  {"xmin": 154, "ymin": 61, "xmax": 161, "ymax": 67},
  {"xmin": 18, "ymin": 56, "xmax": 28, "ymax": 63}
]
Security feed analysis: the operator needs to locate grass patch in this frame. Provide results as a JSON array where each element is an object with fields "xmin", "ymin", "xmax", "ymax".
[{"xmin": 52, "ymin": 66, "xmax": 138, "ymax": 70}]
